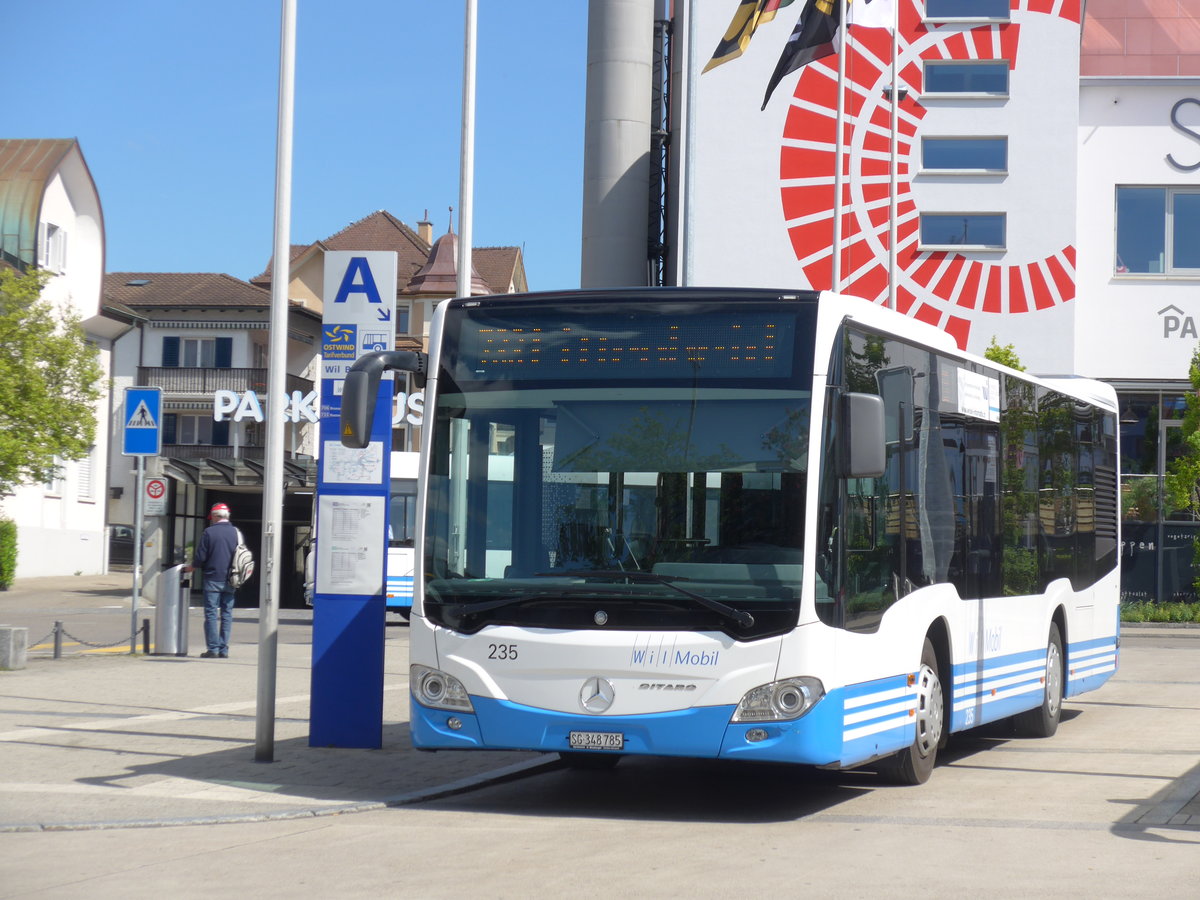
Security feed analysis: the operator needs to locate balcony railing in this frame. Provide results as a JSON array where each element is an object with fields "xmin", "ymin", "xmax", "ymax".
[
  {"xmin": 161, "ymin": 444, "xmax": 313, "ymax": 461},
  {"xmin": 137, "ymin": 367, "xmax": 314, "ymax": 396}
]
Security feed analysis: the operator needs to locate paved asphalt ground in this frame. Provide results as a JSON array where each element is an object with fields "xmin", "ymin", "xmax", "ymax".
[
  {"xmin": 1, "ymin": 573, "xmax": 1197, "ymax": 898},
  {"xmin": 0, "ymin": 573, "xmax": 553, "ymax": 831}
]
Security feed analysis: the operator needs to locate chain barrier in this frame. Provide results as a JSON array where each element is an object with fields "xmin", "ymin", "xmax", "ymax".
[{"xmin": 28, "ymin": 620, "xmax": 151, "ymax": 658}]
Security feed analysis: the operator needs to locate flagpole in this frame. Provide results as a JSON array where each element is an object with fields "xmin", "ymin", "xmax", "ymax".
[
  {"xmin": 255, "ymin": 0, "xmax": 295, "ymax": 763},
  {"xmin": 887, "ymin": 0, "xmax": 898, "ymax": 311},
  {"xmin": 457, "ymin": 0, "xmax": 477, "ymax": 299},
  {"xmin": 832, "ymin": 0, "xmax": 847, "ymax": 292}
]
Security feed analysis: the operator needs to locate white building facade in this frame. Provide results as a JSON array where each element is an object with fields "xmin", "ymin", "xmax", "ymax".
[{"xmin": 0, "ymin": 139, "xmax": 120, "ymax": 578}]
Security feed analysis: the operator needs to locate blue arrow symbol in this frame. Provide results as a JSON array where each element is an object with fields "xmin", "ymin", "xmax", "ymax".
[{"xmin": 377, "ymin": 308, "xmax": 391, "ymax": 322}]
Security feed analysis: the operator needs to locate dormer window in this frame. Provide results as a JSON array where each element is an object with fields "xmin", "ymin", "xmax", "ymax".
[{"xmin": 37, "ymin": 222, "xmax": 68, "ymax": 273}]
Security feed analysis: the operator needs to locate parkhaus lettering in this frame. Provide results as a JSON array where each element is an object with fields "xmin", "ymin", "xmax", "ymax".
[{"xmin": 1159, "ymin": 306, "xmax": 1198, "ymax": 339}]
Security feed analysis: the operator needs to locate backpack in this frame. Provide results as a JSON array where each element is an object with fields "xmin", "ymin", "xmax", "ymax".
[{"xmin": 228, "ymin": 528, "xmax": 255, "ymax": 589}]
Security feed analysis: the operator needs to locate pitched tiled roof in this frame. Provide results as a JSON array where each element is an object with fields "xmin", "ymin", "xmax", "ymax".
[
  {"xmin": 474, "ymin": 246, "xmax": 527, "ymax": 294},
  {"xmin": 103, "ymin": 272, "xmax": 270, "ymax": 309},
  {"xmin": 253, "ymin": 210, "xmax": 431, "ymax": 285},
  {"xmin": 253, "ymin": 210, "xmax": 527, "ymax": 295}
]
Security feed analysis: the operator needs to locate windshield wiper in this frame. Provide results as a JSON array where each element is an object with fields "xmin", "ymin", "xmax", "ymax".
[
  {"xmin": 548, "ymin": 569, "xmax": 755, "ymax": 630},
  {"xmin": 435, "ymin": 569, "xmax": 755, "ymax": 630}
]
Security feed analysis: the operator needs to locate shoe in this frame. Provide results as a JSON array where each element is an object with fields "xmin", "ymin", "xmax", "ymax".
[
  {"xmin": 218, "ymin": 651, "xmax": 228, "ymax": 658},
  {"xmin": 200, "ymin": 651, "xmax": 218, "ymax": 658}
]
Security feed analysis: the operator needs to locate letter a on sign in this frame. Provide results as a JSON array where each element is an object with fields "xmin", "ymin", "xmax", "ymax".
[{"xmin": 333, "ymin": 256, "xmax": 382, "ymax": 304}]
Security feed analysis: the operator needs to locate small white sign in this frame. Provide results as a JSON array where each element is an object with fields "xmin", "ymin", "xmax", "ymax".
[
  {"xmin": 315, "ymin": 495, "xmax": 386, "ymax": 596},
  {"xmin": 322, "ymin": 440, "xmax": 385, "ymax": 484},
  {"xmin": 957, "ymin": 369, "xmax": 1000, "ymax": 422},
  {"xmin": 145, "ymin": 478, "xmax": 168, "ymax": 515}
]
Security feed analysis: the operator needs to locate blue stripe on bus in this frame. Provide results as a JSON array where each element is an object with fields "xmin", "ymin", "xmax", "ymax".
[
  {"xmin": 838, "ymin": 674, "xmax": 916, "ymax": 766},
  {"xmin": 950, "ymin": 646, "xmax": 1048, "ymax": 730},
  {"xmin": 385, "ymin": 575, "xmax": 413, "ymax": 610},
  {"xmin": 410, "ymin": 693, "xmax": 846, "ymax": 765},
  {"xmin": 1066, "ymin": 635, "xmax": 1118, "ymax": 696}
]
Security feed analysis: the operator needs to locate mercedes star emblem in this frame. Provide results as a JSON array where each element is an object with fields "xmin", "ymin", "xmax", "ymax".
[{"xmin": 580, "ymin": 676, "xmax": 615, "ymax": 713}]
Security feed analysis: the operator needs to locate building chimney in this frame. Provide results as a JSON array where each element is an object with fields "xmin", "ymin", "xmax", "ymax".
[{"xmin": 418, "ymin": 209, "xmax": 433, "ymax": 245}]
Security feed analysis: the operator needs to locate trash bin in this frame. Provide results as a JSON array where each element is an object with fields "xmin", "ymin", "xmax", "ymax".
[{"xmin": 153, "ymin": 564, "xmax": 191, "ymax": 656}]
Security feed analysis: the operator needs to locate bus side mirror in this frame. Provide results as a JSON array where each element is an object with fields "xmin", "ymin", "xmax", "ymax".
[
  {"xmin": 842, "ymin": 392, "xmax": 885, "ymax": 478},
  {"xmin": 340, "ymin": 350, "xmax": 428, "ymax": 449}
]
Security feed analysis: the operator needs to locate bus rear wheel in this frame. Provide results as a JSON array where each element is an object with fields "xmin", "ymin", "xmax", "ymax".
[
  {"xmin": 879, "ymin": 638, "xmax": 944, "ymax": 786},
  {"xmin": 1013, "ymin": 622, "xmax": 1063, "ymax": 738}
]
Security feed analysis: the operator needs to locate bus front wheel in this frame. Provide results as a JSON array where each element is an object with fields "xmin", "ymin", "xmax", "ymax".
[
  {"xmin": 879, "ymin": 638, "xmax": 944, "ymax": 786},
  {"xmin": 1013, "ymin": 622, "xmax": 1063, "ymax": 738}
]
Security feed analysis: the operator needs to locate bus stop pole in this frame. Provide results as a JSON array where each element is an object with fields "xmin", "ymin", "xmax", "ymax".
[
  {"xmin": 256, "ymin": 0, "xmax": 296, "ymax": 763},
  {"xmin": 130, "ymin": 455, "xmax": 144, "ymax": 654}
]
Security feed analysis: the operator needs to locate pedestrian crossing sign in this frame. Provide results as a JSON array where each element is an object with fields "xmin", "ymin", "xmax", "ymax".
[{"xmin": 122, "ymin": 387, "xmax": 162, "ymax": 456}]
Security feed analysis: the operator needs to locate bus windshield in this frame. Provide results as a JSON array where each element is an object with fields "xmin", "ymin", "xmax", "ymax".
[{"xmin": 423, "ymin": 294, "xmax": 818, "ymax": 639}]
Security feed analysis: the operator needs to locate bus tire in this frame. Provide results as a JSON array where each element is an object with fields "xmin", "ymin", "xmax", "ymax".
[
  {"xmin": 1013, "ymin": 622, "xmax": 1063, "ymax": 738},
  {"xmin": 879, "ymin": 638, "xmax": 944, "ymax": 786}
]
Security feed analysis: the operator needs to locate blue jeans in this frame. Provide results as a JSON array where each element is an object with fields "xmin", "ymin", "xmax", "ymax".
[{"xmin": 203, "ymin": 579, "xmax": 236, "ymax": 654}]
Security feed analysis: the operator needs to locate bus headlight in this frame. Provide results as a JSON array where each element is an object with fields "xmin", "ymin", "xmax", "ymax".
[
  {"xmin": 732, "ymin": 677, "xmax": 824, "ymax": 722},
  {"xmin": 411, "ymin": 665, "xmax": 474, "ymax": 713}
]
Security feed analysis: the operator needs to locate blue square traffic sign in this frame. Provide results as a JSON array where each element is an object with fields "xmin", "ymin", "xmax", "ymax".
[{"xmin": 122, "ymin": 387, "xmax": 163, "ymax": 456}]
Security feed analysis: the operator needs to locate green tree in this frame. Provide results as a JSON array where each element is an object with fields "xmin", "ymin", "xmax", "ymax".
[
  {"xmin": 0, "ymin": 268, "xmax": 104, "ymax": 494},
  {"xmin": 984, "ymin": 337, "xmax": 1025, "ymax": 371}
]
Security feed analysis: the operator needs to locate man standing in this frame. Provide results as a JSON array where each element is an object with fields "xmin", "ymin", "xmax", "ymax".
[{"xmin": 186, "ymin": 503, "xmax": 240, "ymax": 658}]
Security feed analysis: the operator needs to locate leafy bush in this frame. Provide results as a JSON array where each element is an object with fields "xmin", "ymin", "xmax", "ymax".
[
  {"xmin": 1120, "ymin": 601, "xmax": 1200, "ymax": 624},
  {"xmin": 0, "ymin": 517, "xmax": 17, "ymax": 590}
]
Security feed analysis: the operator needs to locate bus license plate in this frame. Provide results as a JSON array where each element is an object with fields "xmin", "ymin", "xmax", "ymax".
[{"xmin": 569, "ymin": 731, "xmax": 624, "ymax": 751}]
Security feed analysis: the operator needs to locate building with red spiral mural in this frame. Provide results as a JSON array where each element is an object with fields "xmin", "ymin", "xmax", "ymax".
[{"xmin": 655, "ymin": 0, "xmax": 1200, "ymax": 602}]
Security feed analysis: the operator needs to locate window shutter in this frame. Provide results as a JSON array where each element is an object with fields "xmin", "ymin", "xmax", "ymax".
[
  {"xmin": 215, "ymin": 337, "xmax": 233, "ymax": 368},
  {"xmin": 162, "ymin": 337, "xmax": 180, "ymax": 367}
]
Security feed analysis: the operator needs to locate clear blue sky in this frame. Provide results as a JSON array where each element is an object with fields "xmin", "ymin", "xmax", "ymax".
[{"xmin": 10, "ymin": 1, "xmax": 587, "ymax": 291}]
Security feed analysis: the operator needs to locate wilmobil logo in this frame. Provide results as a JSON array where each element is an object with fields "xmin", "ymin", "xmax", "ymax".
[{"xmin": 629, "ymin": 644, "xmax": 720, "ymax": 668}]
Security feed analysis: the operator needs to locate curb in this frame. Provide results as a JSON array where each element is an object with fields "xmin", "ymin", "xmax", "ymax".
[{"xmin": 0, "ymin": 756, "xmax": 560, "ymax": 834}]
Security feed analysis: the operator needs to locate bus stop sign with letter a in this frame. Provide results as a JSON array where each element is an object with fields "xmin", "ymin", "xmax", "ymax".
[{"xmin": 311, "ymin": 251, "xmax": 397, "ymax": 749}]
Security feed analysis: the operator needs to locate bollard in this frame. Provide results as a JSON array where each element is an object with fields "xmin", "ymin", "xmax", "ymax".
[
  {"xmin": 0, "ymin": 625, "xmax": 28, "ymax": 670},
  {"xmin": 53, "ymin": 621, "xmax": 63, "ymax": 660}
]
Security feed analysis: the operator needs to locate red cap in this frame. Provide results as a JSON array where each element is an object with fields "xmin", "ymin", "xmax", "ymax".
[{"xmin": 209, "ymin": 503, "xmax": 231, "ymax": 516}]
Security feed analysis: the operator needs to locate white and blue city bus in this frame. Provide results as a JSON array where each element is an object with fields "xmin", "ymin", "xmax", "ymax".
[
  {"xmin": 386, "ymin": 451, "xmax": 419, "ymax": 618},
  {"xmin": 344, "ymin": 288, "xmax": 1120, "ymax": 783}
]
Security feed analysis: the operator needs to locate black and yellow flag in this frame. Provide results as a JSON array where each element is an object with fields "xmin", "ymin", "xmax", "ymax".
[
  {"xmin": 703, "ymin": 0, "xmax": 796, "ymax": 73},
  {"xmin": 761, "ymin": 0, "xmax": 841, "ymax": 109}
]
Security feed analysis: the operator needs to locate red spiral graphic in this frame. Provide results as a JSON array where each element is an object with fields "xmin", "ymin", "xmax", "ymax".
[{"xmin": 779, "ymin": 1, "xmax": 1081, "ymax": 349}]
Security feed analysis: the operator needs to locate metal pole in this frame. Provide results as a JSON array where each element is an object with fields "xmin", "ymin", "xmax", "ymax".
[
  {"xmin": 256, "ymin": 0, "xmax": 296, "ymax": 763},
  {"xmin": 130, "ymin": 455, "xmax": 143, "ymax": 654},
  {"xmin": 832, "ymin": 0, "xmax": 847, "ymax": 292},
  {"xmin": 887, "ymin": 0, "xmax": 899, "ymax": 311},
  {"xmin": 457, "ymin": 0, "xmax": 477, "ymax": 300}
]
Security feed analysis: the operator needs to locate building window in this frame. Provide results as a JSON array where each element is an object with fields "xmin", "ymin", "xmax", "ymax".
[
  {"xmin": 919, "ymin": 213, "xmax": 1006, "ymax": 249},
  {"xmin": 397, "ymin": 303, "xmax": 411, "ymax": 335},
  {"xmin": 164, "ymin": 414, "xmax": 230, "ymax": 446},
  {"xmin": 77, "ymin": 446, "xmax": 96, "ymax": 501},
  {"xmin": 925, "ymin": 0, "xmax": 1009, "ymax": 20},
  {"xmin": 162, "ymin": 336, "xmax": 233, "ymax": 367},
  {"xmin": 37, "ymin": 222, "xmax": 68, "ymax": 273},
  {"xmin": 44, "ymin": 457, "xmax": 65, "ymax": 496},
  {"xmin": 1115, "ymin": 186, "xmax": 1200, "ymax": 275},
  {"xmin": 921, "ymin": 137, "xmax": 1007, "ymax": 172},
  {"xmin": 923, "ymin": 61, "xmax": 1009, "ymax": 96}
]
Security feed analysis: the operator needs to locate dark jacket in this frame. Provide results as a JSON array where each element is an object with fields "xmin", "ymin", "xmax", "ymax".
[{"xmin": 193, "ymin": 520, "xmax": 240, "ymax": 583}]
